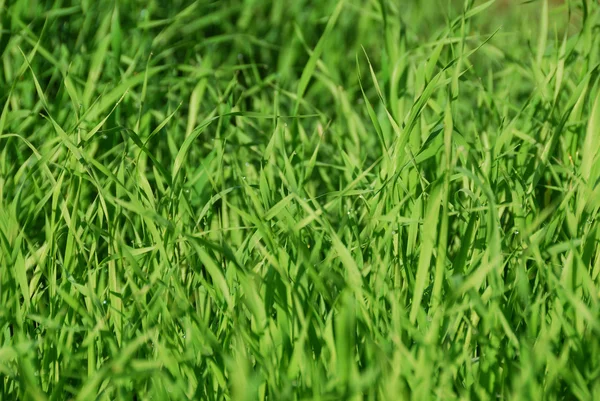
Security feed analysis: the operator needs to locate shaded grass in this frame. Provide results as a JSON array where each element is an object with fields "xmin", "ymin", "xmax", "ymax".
[{"xmin": 1, "ymin": 0, "xmax": 600, "ymax": 400}]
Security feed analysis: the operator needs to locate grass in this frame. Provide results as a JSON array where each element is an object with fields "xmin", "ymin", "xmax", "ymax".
[{"xmin": 1, "ymin": 0, "xmax": 600, "ymax": 400}]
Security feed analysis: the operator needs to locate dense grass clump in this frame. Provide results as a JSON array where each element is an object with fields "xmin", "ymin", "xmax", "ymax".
[{"xmin": 1, "ymin": 0, "xmax": 600, "ymax": 400}]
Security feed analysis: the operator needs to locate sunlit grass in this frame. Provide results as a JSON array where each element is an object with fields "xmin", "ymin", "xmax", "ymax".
[{"xmin": 1, "ymin": 0, "xmax": 599, "ymax": 400}]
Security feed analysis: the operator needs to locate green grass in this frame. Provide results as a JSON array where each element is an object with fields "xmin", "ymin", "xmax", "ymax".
[{"xmin": 1, "ymin": 0, "xmax": 600, "ymax": 399}]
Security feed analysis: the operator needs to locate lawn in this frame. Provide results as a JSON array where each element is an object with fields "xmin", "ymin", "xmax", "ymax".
[{"xmin": 1, "ymin": 0, "xmax": 600, "ymax": 400}]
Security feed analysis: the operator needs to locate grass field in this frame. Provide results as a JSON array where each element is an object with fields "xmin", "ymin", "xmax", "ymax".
[{"xmin": 1, "ymin": 0, "xmax": 600, "ymax": 400}]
